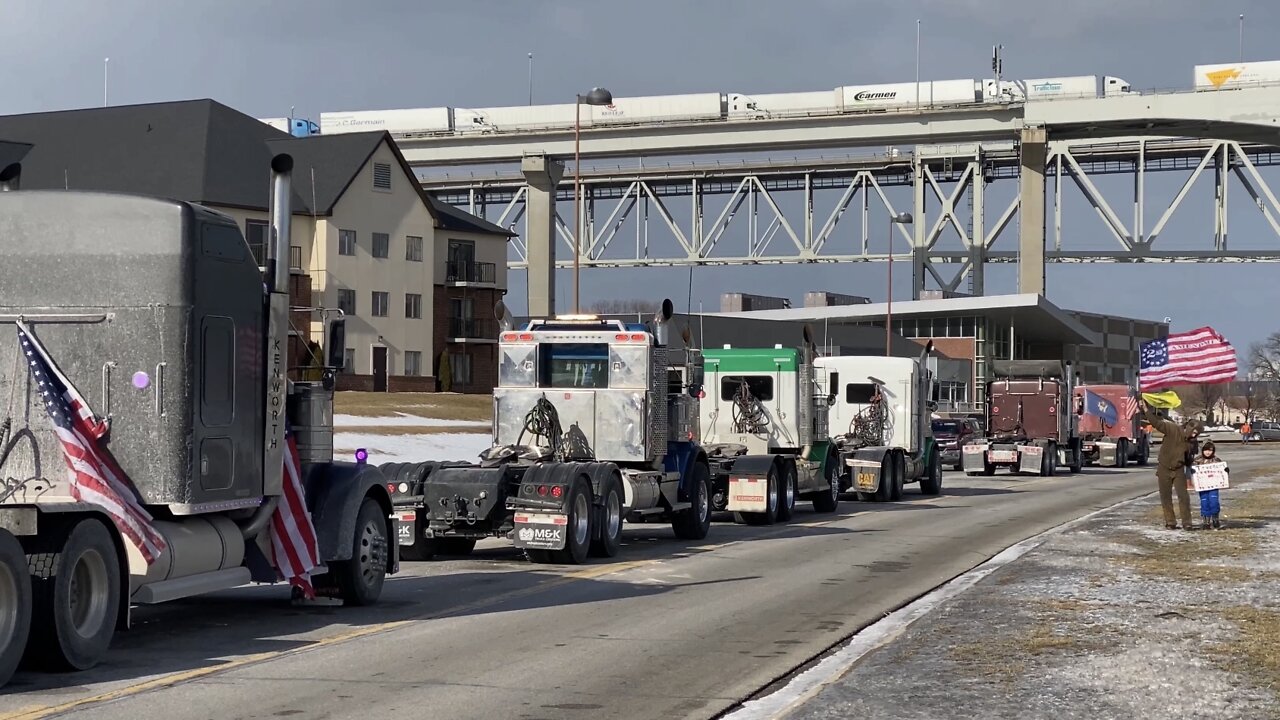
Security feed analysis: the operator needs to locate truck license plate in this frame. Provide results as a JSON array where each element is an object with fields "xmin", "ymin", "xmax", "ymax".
[
  {"xmin": 989, "ymin": 450, "xmax": 1017, "ymax": 463},
  {"xmin": 396, "ymin": 510, "xmax": 415, "ymax": 546},
  {"xmin": 728, "ymin": 477, "xmax": 768, "ymax": 513},
  {"xmin": 512, "ymin": 512, "xmax": 568, "ymax": 551}
]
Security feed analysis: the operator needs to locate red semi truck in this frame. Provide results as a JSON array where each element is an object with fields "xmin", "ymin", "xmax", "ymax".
[
  {"xmin": 1074, "ymin": 383, "xmax": 1151, "ymax": 468},
  {"xmin": 962, "ymin": 360, "xmax": 1083, "ymax": 476}
]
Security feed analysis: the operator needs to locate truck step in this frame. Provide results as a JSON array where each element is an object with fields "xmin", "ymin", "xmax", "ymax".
[{"xmin": 132, "ymin": 567, "xmax": 252, "ymax": 604}]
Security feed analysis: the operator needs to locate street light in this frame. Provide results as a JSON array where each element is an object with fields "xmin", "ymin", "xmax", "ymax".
[
  {"xmin": 574, "ymin": 86, "xmax": 614, "ymax": 313},
  {"xmin": 886, "ymin": 211, "xmax": 914, "ymax": 356}
]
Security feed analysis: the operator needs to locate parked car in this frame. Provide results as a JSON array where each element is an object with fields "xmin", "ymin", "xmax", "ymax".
[
  {"xmin": 932, "ymin": 417, "xmax": 981, "ymax": 470},
  {"xmin": 1246, "ymin": 420, "xmax": 1280, "ymax": 441}
]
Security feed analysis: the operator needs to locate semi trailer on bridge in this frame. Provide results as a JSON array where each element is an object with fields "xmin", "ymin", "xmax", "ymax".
[
  {"xmin": 698, "ymin": 332, "xmax": 841, "ymax": 523},
  {"xmin": 386, "ymin": 302, "xmax": 713, "ymax": 563},
  {"xmin": 0, "ymin": 155, "xmax": 399, "ymax": 689},
  {"xmin": 816, "ymin": 345, "xmax": 943, "ymax": 502},
  {"xmin": 962, "ymin": 360, "xmax": 1084, "ymax": 477}
]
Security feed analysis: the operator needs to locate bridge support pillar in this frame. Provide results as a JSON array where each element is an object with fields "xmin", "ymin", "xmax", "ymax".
[
  {"xmin": 521, "ymin": 154, "xmax": 565, "ymax": 318},
  {"xmin": 1018, "ymin": 126, "xmax": 1047, "ymax": 296}
]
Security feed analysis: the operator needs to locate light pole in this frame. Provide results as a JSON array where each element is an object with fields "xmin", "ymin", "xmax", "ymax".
[
  {"xmin": 574, "ymin": 86, "xmax": 613, "ymax": 313},
  {"xmin": 527, "ymin": 53, "xmax": 534, "ymax": 105},
  {"xmin": 886, "ymin": 211, "xmax": 914, "ymax": 356},
  {"xmin": 1239, "ymin": 14, "xmax": 1245, "ymax": 63}
]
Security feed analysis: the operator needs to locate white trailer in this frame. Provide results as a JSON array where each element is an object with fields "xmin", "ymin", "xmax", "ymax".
[
  {"xmin": 319, "ymin": 107, "xmax": 453, "ymax": 136},
  {"xmin": 727, "ymin": 91, "xmax": 841, "ymax": 119},
  {"xmin": 592, "ymin": 93, "xmax": 725, "ymax": 125},
  {"xmin": 986, "ymin": 76, "xmax": 1098, "ymax": 101},
  {"xmin": 461, "ymin": 103, "xmax": 580, "ymax": 133},
  {"xmin": 1194, "ymin": 60, "xmax": 1280, "ymax": 90},
  {"xmin": 837, "ymin": 80, "xmax": 979, "ymax": 111}
]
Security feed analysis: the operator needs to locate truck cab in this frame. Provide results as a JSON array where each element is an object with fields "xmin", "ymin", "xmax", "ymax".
[{"xmin": 962, "ymin": 360, "xmax": 1083, "ymax": 476}]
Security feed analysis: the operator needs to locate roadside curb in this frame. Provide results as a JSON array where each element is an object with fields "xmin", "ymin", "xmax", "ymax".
[{"xmin": 720, "ymin": 489, "xmax": 1159, "ymax": 720}]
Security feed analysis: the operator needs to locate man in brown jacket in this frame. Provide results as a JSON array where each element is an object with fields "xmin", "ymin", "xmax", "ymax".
[{"xmin": 1138, "ymin": 401, "xmax": 1202, "ymax": 530}]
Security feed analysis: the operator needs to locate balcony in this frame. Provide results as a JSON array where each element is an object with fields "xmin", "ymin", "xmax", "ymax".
[
  {"xmin": 447, "ymin": 316, "xmax": 497, "ymax": 343},
  {"xmin": 446, "ymin": 260, "xmax": 497, "ymax": 286}
]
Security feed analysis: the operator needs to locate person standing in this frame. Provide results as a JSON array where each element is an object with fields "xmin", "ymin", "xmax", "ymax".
[
  {"xmin": 1138, "ymin": 401, "xmax": 1201, "ymax": 531},
  {"xmin": 1241, "ymin": 419, "xmax": 1252, "ymax": 444},
  {"xmin": 1190, "ymin": 440, "xmax": 1227, "ymax": 530}
]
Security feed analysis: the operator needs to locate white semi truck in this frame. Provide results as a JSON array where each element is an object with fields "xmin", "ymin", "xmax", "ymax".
[
  {"xmin": 0, "ymin": 155, "xmax": 399, "ymax": 688},
  {"xmin": 815, "ymin": 344, "xmax": 943, "ymax": 501}
]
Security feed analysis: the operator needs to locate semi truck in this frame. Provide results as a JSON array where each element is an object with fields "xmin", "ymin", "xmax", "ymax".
[
  {"xmin": 962, "ymin": 360, "xmax": 1084, "ymax": 476},
  {"xmin": 386, "ymin": 302, "xmax": 713, "ymax": 564},
  {"xmin": 816, "ymin": 344, "xmax": 943, "ymax": 502},
  {"xmin": 1075, "ymin": 383, "xmax": 1150, "ymax": 468},
  {"xmin": 698, "ymin": 331, "xmax": 841, "ymax": 524},
  {"xmin": 0, "ymin": 155, "xmax": 399, "ymax": 689},
  {"xmin": 258, "ymin": 117, "xmax": 321, "ymax": 137}
]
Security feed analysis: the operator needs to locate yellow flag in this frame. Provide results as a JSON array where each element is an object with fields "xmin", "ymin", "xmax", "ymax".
[{"xmin": 1141, "ymin": 390, "xmax": 1181, "ymax": 409}]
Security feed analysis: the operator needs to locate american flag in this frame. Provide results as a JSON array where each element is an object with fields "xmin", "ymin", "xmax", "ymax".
[
  {"xmin": 17, "ymin": 322, "xmax": 167, "ymax": 564},
  {"xmin": 269, "ymin": 426, "xmax": 321, "ymax": 598},
  {"xmin": 1139, "ymin": 326, "xmax": 1238, "ymax": 392},
  {"xmin": 1122, "ymin": 393, "xmax": 1139, "ymax": 420}
]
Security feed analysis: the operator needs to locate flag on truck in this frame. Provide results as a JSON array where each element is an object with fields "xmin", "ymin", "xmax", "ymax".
[
  {"xmin": 269, "ymin": 423, "xmax": 321, "ymax": 598},
  {"xmin": 1081, "ymin": 389, "xmax": 1119, "ymax": 426},
  {"xmin": 1139, "ymin": 327, "xmax": 1238, "ymax": 392},
  {"xmin": 16, "ymin": 322, "xmax": 167, "ymax": 564}
]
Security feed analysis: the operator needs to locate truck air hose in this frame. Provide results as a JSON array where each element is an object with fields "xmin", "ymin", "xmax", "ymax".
[
  {"xmin": 518, "ymin": 395, "xmax": 565, "ymax": 459},
  {"xmin": 731, "ymin": 380, "xmax": 768, "ymax": 434},
  {"xmin": 848, "ymin": 395, "xmax": 892, "ymax": 447}
]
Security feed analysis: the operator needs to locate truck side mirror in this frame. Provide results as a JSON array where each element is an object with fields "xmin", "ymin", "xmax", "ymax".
[{"xmin": 327, "ymin": 318, "xmax": 346, "ymax": 370}]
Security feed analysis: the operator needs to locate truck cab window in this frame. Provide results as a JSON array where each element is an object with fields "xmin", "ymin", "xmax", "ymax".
[
  {"xmin": 720, "ymin": 375, "xmax": 773, "ymax": 401},
  {"xmin": 845, "ymin": 383, "xmax": 879, "ymax": 404},
  {"xmin": 538, "ymin": 343, "xmax": 609, "ymax": 389}
]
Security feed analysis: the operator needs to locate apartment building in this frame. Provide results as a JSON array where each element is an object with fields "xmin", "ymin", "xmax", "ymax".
[{"xmin": 0, "ymin": 99, "xmax": 513, "ymax": 393}]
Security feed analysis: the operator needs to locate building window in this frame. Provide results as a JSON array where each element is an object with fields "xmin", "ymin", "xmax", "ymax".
[
  {"xmin": 406, "ymin": 235, "xmax": 423, "ymax": 262},
  {"xmin": 372, "ymin": 291, "xmax": 389, "ymax": 317},
  {"xmin": 338, "ymin": 229, "xmax": 357, "ymax": 256},
  {"xmin": 404, "ymin": 351, "xmax": 422, "ymax": 377},
  {"xmin": 372, "ymin": 232, "xmax": 389, "ymax": 259},
  {"xmin": 451, "ymin": 351, "xmax": 472, "ymax": 385},
  {"xmin": 343, "ymin": 348, "xmax": 355, "ymax": 374},
  {"xmin": 245, "ymin": 219, "xmax": 269, "ymax": 265},
  {"xmin": 405, "ymin": 293, "xmax": 422, "ymax": 319},
  {"xmin": 373, "ymin": 162, "xmax": 392, "ymax": 190},
  {"xmin": 337, "ymin": 288, "xmax": 356, "ymax": 315}
]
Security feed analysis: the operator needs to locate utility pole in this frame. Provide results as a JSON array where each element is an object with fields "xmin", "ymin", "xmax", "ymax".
[
  {"xmin": 103, "ymin": 57, "xmax": 109, "ymax": 107},
  {"xmin": 527, "ymin": 53, "xmax": 534, "ymax": 105},
  {"xmin": 1238, "ymin": 14, "xmax": 1245, "ymax": 63}
]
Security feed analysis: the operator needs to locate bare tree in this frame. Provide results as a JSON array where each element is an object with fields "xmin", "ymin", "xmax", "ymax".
[{"xmin": 1183, "ymin": 383, "xmax": 1226, "ymax": 424}]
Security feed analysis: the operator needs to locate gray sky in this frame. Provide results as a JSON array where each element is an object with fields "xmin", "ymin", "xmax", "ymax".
[{"xmin": 3, "ymin": 0, "xmax": 1278, "ymax": 355}]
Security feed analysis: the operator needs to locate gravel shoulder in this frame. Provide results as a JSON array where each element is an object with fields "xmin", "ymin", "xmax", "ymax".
[{"xmin": 786, "ymin": 447, "xmax": 1280, "ymax": 720}]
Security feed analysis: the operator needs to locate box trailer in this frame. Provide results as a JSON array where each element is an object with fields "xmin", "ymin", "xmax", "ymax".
[
  {"xmin": 592, "ymin": 93, "xmax": 726, "ymax": 125},
  {"xmin": 1194, "ymin": 60, "xmax": 1280, "ymax": 90},
  {"xmin": 838, "ymin": 80, "xmax": 979, "ymax": 111},
  {"xmin": 727, "ymin": 91, "xmax": 841, "ymax": 119},
  {"xmin": 319, "ymin": 108, "xmax": 453, "ymax": 136},
  {"xmin": 461, "ymin": 103, "xmax": 581, "ymax": 133}
]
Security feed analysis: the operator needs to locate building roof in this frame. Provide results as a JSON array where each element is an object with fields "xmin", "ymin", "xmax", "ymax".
[
  {"xmin": 0, "ymin": 140, "xmax": 30, "ymax": 170},
  {"xmin": 709, "ymin": 293, "xmax": 1096, "ymax": 345},
  {"xmin": 428, "ymin": 197, "xmax": 517, "ymax": 236}
]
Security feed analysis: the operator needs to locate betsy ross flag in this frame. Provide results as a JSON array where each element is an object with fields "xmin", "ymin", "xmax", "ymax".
[
  {"xmin": 1139, "ymin": 326, "xmax": 1238, "ymax": 393},
  {"xmin": 270, "ymin": 425, "xmax": 321, "ymax": 598},
  {"xmin": 17, "ymin": 322, "xmax": 167, "ymax": 564}
]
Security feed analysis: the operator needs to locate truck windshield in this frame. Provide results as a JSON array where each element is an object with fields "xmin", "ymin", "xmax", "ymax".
[
  {"xmin": 538, "ymin": 343, "xmax": 609, "ymax": 389},
  {"xmin": 720, "ymin": 375, "xmax": 773, "ymax": 401}
]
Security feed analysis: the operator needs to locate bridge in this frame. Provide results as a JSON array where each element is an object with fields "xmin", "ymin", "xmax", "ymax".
[{"xmin": 400, "ymin": 84, "xmax": 1280, "ymax": 316}]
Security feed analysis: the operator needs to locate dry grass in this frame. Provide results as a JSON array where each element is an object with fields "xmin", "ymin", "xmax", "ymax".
[
  {"xmin": 1209, "ymin": 606, "xmax": 1280, "ymax": 687},
  {"xmin": 338, "ymin": 425, "xmax": 491, "ymax": 437},
  {"xmin": 334, "ymin": 392, "xmax": 492, "ymax": 422}
]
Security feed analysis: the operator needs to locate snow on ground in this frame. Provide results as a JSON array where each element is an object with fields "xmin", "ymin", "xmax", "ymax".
[
  {"xmin": 333, "ymin": 413, "xmax": 488, "ymax": 428},
  {"xmin": 333, "ymin": 431, "xmax": 491, "ymax": 464}
]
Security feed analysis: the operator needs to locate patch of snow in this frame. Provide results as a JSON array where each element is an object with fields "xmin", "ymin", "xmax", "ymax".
[
  {"xmin": 334, "ymin": 432, "xmax": 492, "ymax": 463},
  {"xmin": 333, "ymin": 413, "xmax": 488, "ymax": 428}
]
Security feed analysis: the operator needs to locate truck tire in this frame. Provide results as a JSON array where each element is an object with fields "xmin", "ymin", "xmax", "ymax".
[
  {"xmin": 920, "ymin": 448, "xmax": 942, "ymax": 496},
  {"xmin": 27, "ymin": 518, "xmax": 120, "ymax": 671},
  {"xmin": 1039, "ymin": 444, "xmax": 1052, "ymax": 477},
  {"xmin": 333, "ymin": 497, "xmax": 389, "ymax": 606},
  {"xmin": 890, "ymin": 453, "xmax": 904, "ymax": 501},
  {"xmin": 874, "ymin": 455, "xmax": 893, "ymax": 503},
  {"xmin": 590, "ymin": 472, "xmax": 624, "ymax": 558},
  {"xmin": 776, "ymin": 461, "xmax": 797, "ymax": 522},
  {"xmin": 1137, "ymin": 439, "xmax": 1150, "ymax": 466},
  {"xmin": 673, "ymin": 462, "xmax": 712, "ymax": 540},
  {"xmin": 0, "ymin": 530, "xmax": 31, "ymax": 688},
  {"xmin": 1115, "ymin": 439, "xmax": 1129, "ymax": 469},
  {"xmin": 535, "ymin": 476, "xmax": 592, "ymax": 565},
  {"xmin": 1069, "ymin": 440, "xmax": 1084, "ymax": 474},
  {"xmin": 437, "ymin": 538, "xmax": 477, "ymax": 556},
  {"xmin": 742, "ymin": 465, "xmax": 780, "ymax": 526},
  {"xmin": 812, "ymin": 455, "xmax": 840, "ymax": 513}
]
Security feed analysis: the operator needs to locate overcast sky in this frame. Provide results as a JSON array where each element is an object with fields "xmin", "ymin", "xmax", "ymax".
[{"xmin": 2, "ymin": 0, "xmax": 1278, "ymax": 355}]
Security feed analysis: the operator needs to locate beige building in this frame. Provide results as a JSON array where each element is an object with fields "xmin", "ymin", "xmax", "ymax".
[{"xmin": 0, "ymin": 99, "xmax": 513, "ymax": 392}]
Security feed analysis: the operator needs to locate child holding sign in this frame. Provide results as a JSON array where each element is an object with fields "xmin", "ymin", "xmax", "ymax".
[{"xmin": 1190, "ymin": 440, "xmax": 1228, "ymax": 530}]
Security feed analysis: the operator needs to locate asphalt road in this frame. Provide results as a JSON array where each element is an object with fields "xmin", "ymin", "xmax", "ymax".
[{"xmin": 1, "ymin": 465, "xmax": 1164, "ymax": 720}]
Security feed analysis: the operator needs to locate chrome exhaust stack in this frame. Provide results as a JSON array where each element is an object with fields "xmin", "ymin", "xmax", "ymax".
[
  {"xmin": 259, "ymin": 153, "xmax": 294, "ymax": 500},
  {"xmin": 268, "ymin": 154, "xmax": 293, "ymax": 294},
  {"xmin": 653, "ymin": 299, "xmax": 674, "ymax": 346}
]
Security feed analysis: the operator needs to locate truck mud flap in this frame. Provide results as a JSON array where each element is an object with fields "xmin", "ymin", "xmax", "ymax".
[
  {"xmin": 724, "ymin": 455, "xmax": 776, "ymax": 513},
  {"xmin": 839, "ymin": 448, "xmax": 885, "ymax": 494},
  {"xmin": 961, "ymin": 444, "xmax": 988, "ymax": 472},
  {"xmin": 512, "ymin": 511, "xmax": 569, "ymax": 551},
  {"xmin": 420, "ymin": 466, "xmax": 511, "ymax": 525},
  {"xmin": 1018, "ymin": 445, "xmax": 1044, "ymax": 474},
  {"xmin": 1096, "ymin": 441, "xmax": 1118, "ymax": 466}
]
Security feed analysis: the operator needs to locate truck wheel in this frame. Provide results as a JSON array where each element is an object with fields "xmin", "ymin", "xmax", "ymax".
[
  {"xmin": 1069, "ymin": 441, "xmax": 1084, "ymax": 474},
  {"xmin": 1115, "ymin": 439, "xmax": 1129, "ymax": 469},
  {"xmin": 742, "ymin": 465, "xmax": 780, "ymax": 526},
  {"xmin": 334, "ymin": 497, "xmax": 389, "ymax": 606},
  {"xmin": 0, "ymin": 531, "xmax": 31, "ymax": 688},
  {"xmin": 890, "ymin": 454, "xmax": 904, "ymax": 501},
  {"xmin": 920, "ymin": 449, "xmax": 942, "ymax": 496},
  {"xmin": 590, "ymin": 473, "xmax": 624, "ymax": 558},
  {"xmin": 776, "ymin": 462, "xmax": 797, "ymax": 522},
  {"xmin": 812, "ymin": 456, "xmax": 839, "ymax": 513},
  {"xmin": 27, "ymin": 518, "xmax": 120, "ymax": 671},
  {"xmin": 673, "ymin": 462, "xmax": 712, "ymax": 540},
  {"xmin": 543, "ymin": 476, "xmax": 592, "ymax": 564},
  {"xmin": 873, "ymin": 455, "xmax": 893, "ymax": 503},
  {"xmin": 1039, "ymin": 445, "xmax": 1051, "ymax": 477},
  {"xmin": 1137, "ymin": 439, "xmax": 1150, "ymax": 466},
  {"xmin": 437, "ymin": 538, "xmax": 477, "ymax": 556}
]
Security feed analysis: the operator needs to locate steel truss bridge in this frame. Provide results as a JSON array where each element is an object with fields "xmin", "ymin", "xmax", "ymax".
[{"xmin": 400, "ymin": 84, "xmax": 1280, "ymax": 314}]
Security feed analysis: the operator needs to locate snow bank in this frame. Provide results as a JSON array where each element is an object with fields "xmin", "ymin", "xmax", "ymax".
[
  {"xmin": 333, "ymin": 413, "xmax": 488, "ymax": 429},
  {"xmin": 333, "ymin": 431, "xmax": 492, "ymax": 464}
]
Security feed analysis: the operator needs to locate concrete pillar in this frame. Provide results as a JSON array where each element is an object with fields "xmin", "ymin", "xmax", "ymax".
[
  {"xmin": 1018, "ymin": 126, "xmax": 1047, "ymax": 296},
  {"xmin": 521, "ymin": 154, "xmax": 565, "ymax": 318}
]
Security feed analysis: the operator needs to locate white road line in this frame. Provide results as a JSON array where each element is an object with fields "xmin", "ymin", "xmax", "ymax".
[{"xmin": 721, "ymin": 490, "xmax": 1157, "ymax": 720}]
